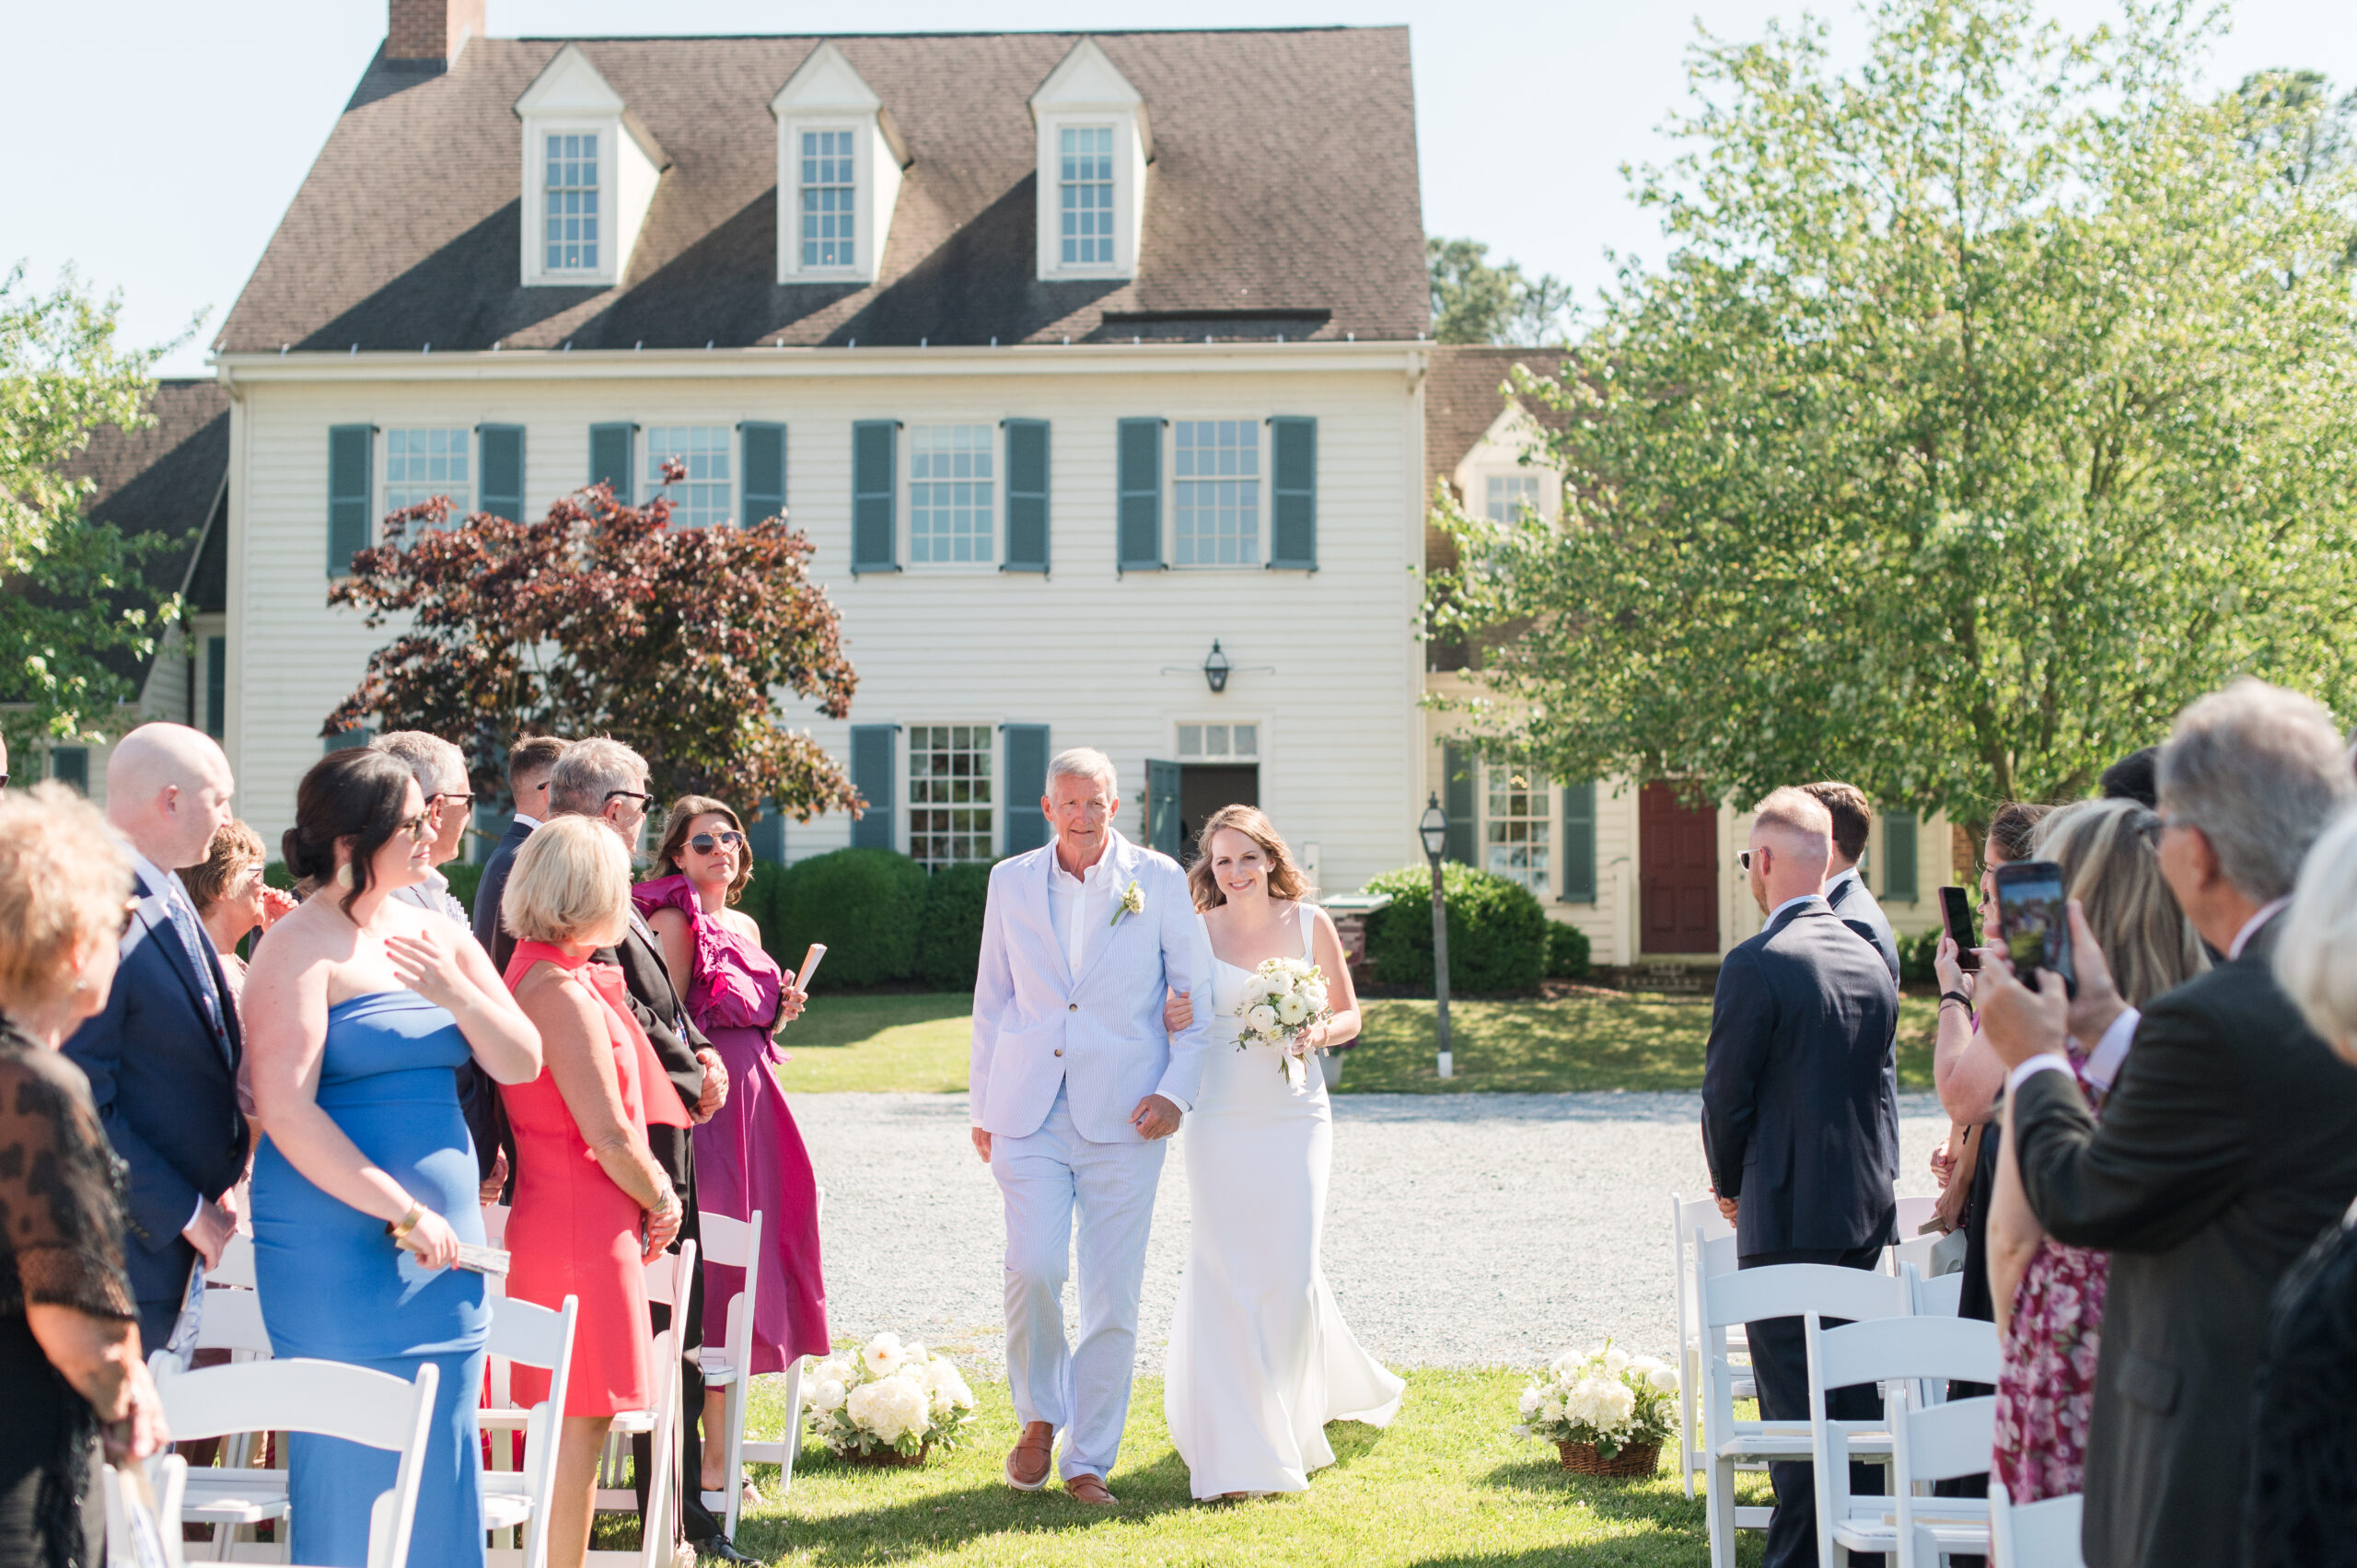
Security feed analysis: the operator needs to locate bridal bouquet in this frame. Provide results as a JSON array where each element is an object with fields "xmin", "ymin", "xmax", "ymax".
[
  {"xmin": 1512, "ymin": 1340, "xmax": 1679, "ymax": 1469},
  {"xmin": 803, "ymin": 1333, "xmax": 978, "ymax": 1461},
  {"xmin": 1234, "ymin": 956, "xmax": 1333, "ymax": 1085}
]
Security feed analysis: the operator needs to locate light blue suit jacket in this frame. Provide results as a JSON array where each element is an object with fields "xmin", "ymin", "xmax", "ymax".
[{"xmin": 970, "ymin": 830, "xmax": 1213, "ymax": 1143}]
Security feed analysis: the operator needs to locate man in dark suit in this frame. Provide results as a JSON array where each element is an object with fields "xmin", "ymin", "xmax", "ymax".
[
  {"xmin": 548, "ymin": 738, "xmax": 748, "ymax": 1563},
  {"xmin": 1805, "ymin": 781, "xmax": 1900, "ymax": 983},
  {"xmin": 1703, "ymin": 786, "xmax": 1900, "ymax": 1568},
  {"xmin": 473, "ymin": 734, "xmax": 569, "ymax": 973},
  {"xmin": 1981, "ymin": 679, "xmax": 2357, "ymax": 1568},
  {"xmin": 64, "ymin": 724, "xmax": 248, "ymax": 1353}
]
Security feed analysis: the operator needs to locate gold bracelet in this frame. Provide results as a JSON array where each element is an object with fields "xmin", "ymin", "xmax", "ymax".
[{"xmin": 387, "ymin": 1200, "xmax": 426, "ymax": 1242}]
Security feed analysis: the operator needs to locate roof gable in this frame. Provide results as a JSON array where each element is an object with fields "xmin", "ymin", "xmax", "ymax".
[
  {"xmin": 772, "ymin": 41, "xmax": 882, "ymax": 114},
  {"xmin": 514, "ymin": 42, "xmax": 622, "ymax": 115}
]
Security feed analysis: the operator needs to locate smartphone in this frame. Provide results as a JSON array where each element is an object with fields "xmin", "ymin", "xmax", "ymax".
[
  {"xmin": 1993, "ymin": 860, "xmax": 2075, "ymax": 996},
  {"xmin": 1936, "ymin": 885, "xmax": 1980, "ymax": 972},
  {"xmin": 795, "ymin": 943, "xmax": 827, "ymax": 993}
]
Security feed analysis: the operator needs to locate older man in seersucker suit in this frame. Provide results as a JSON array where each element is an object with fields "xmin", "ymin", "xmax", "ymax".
[
  {"xmin": 970, "ymin": 747, "xmax": 1213, "ymax": 1507},
  {"xmin": 1703, "ymin": 786, "xmax": 1900, "ymax": 1568}
]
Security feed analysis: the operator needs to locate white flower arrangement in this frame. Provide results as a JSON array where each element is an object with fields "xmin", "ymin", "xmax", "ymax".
[
  {"xmin": 1234, "ymin": 955, "xmax": 1334, "ymax": 1086},
  {"xmin": 1511, "ymin": 1340, "xmax": 1679, "ymax": 1460},
  {"xmin": 803, "ymin": 1333, "xmax": 978, "ymax": 1459}
]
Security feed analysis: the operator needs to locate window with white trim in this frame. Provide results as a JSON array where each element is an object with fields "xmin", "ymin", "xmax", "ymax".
[
  {"xmin": 1177, "ymin": 723, "xmax": 1260, "ymax": 761},
  {"xmin": 1173, "ymin": 421, "xmax": 1260, "ymax": 566},
  {"xmin": 1059, "ymin": 126, "xmax": 1115, "ymax": 266},
  {"xmin": 1485, "ymin": 761, "xmax": 1551, "ymax": 894},
  {"xmin": 385, "ymin": 428, "xmax": 471, "ymax": 522},
  {"xmin": 909, "ymin": 724, "xmax": 993, "ymax": 868},
  {"xmin": 543, "ymin": 133, "xmax": 600, "ymax": 272},
  {"xmin": 799, "ymin": 129, "xmax": 855, "ymax": 268},
  {"xmin": 645, "ymin": 426, "xmax": 731, "ymax": 529},
  {"xmin": 909, "ymin": 424, "xmax": 993, "ymax": 564},
  {"xmin": 1486, "ymin": 472, "xmax": 1543, "ymax": 524}
]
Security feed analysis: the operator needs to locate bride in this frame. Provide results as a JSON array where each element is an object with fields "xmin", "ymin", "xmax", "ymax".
[{"xmin": 1162, "ymin": 805, "xmax": 1405, "ymax": 1500}]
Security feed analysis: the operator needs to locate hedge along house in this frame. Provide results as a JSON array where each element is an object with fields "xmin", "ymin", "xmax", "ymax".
[
  {"xmin": 198, "ymin": 5, "xmax": 1434, "ymax": 889},
  {"xmin": 1420, "ymin": 348, "xmax": 1955, "ymax": 967}
]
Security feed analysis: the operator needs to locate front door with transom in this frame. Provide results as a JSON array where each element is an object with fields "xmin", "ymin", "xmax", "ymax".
[{"xmin": 1639, "ymin": 781, "xmax": 1719, "ymax": 954}]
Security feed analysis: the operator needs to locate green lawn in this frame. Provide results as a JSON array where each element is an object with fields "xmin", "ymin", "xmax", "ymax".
[{"xmin": 773, "ymin": 991, "xmax": 1940, "ymax": 1097}]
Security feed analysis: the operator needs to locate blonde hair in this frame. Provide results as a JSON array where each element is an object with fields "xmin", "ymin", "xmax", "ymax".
[
  {"xmin": 0, "ymin": 784, "xmax": 134, "ymax": 1015},
  {"xmin": 2032, "ymin": 798, "xmax": 2207, "ymax": 1009},
  {"xmin": 1185, "ymin": 805, "xmax": 1311, "ymax": 911},
  {"xmin": 502, "ymin": 815, "xmax": 632, "ymax": 947},
  {"xmin": 654, "ymin": 795, "xmax": 753, "ymax": 905},
  {"xmin": 1752, "ymin": 786, "xmax": 1833, "ymax": 845},
  {"xmin": 2277, "ymin": 809, "xmax": 2357, "ymax": 1060},
  {"xmin": 182, "ymin": 819, "xmax": 266, "ymax": 915}
]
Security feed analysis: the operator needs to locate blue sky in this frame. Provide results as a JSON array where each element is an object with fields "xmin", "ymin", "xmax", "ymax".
[{"xmin": 9, "ymin": 0, "xmax": 2355, "ymax": 377}]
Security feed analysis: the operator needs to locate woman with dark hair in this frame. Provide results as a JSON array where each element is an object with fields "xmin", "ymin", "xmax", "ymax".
[
  {"xmin": 633, "ymin": 796, "xmax": 823, "ymax": 1504},
  {"xmin": 243, "ymin": 749, "xmax": 540, "ymax": 1567}
]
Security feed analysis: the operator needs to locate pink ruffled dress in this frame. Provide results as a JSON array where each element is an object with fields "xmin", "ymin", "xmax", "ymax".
[{"xmin": 631, "ymin": 875, "xmax": 830, "ymax": 1369}]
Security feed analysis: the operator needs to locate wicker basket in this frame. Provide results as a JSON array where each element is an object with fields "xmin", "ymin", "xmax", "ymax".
[
  {"xmin": 841, "ymin": 1440, "xmax": 932, "ymax": 1469},
  {"xmin": 1557, "ymin": 1439, "xmax": 1659, "ymax": 1478}
]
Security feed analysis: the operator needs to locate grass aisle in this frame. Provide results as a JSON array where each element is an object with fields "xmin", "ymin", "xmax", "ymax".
[{"xmin": 724, "ymin": 1372, "xmax": 1770, "ymax": 1565}]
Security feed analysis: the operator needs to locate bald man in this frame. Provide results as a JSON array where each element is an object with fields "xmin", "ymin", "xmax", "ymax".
[
  {"xmin": 64, "ymin": 723, "xmax": 249, "ymax": 1353},
  {"xmin": 1701, "ymin": 786, "xmax": 1900, "ymax": 1568}
]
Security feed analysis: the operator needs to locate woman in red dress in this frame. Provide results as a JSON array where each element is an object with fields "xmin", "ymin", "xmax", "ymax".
[{"xmin": 496, "ymin": 817, "xmax": 692, "ymax": 1568}]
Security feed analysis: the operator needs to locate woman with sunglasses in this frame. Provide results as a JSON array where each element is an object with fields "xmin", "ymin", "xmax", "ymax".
[{"xmin": 635, "ymin": 798, "xmax": 824, "ymax": 1506}]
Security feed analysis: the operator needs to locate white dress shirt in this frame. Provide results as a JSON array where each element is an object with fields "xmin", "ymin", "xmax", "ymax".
[
  {"xmin": 1048, "ymin": 839, "xmax": 1120, "ymax": 976},
  {"xmin": 511, "ymin": 812, "xmax": 543, "ymax": 831}
]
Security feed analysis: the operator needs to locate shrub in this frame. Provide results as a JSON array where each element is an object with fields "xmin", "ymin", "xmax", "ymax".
[
  {"xmin": 1547, "ymin": 921, "xmax": 1593, "ymax": 981},
  {"xmin": 441, "ymin": 860, "xmax": 483, "ymax": 918},
  {"xmin": 1361, "ymin": 863, "xmax": 1550, "ymax": 995},
  {"xmin": 770, "ymin": 847, "xmax": 926, "ymax": 989},
  {"xmin": 1900, "ymin": 926, "xmax": 1943, "ymax": 985},
  {"xmin": 915, "ymin": 862, "xmax": 994, "ymax": 993}
]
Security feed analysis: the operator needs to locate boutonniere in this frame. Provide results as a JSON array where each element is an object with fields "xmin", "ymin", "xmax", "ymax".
[{"xmin": 1109, "ymin": 878, "xmax": 1145, "ymax": 928}]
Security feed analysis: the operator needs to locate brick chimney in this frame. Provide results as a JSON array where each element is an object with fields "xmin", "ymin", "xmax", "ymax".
[{"xmin": 388, "ymin": 0, "xmax": 483, "ymax": 65}]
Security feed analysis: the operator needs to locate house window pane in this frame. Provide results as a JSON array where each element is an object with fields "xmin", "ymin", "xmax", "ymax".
[
  {"xmin": 385, "ymin": 428, "xmax": 471, "ymax": 523},
  {"xmin": 1486, "ymin": 472, "xmax": 1543, "ymax": 524},
  {"xmin": 544, "ymin": 132, "xmax": 599, "ymax": 271},
  {"xmin": 645, "ymin": 426, "xmax": 732, "ymax": 529},
  {"xmin": 1178, "ymin": 723, "xmax": 1260, "ymax": 762},
  {"xmin": 1178, "ymin": 724, "xmax": 1202, "ymax": 758},
  {"xmin": 1173, "ymin": 421, "xmax": 1259, "ymax": 566},
  {"xmin": 800, "ymin": 129, "xmax": 855, "ymax": 267},
  {"xmin": 1485, "ymin": 762, "xmax": 1550, "ymax": 894},
  {"xmin": 1059, "ymin": 126, "xmax": 1115, "ymax": 266},
  {"xmin": 1231, "ymin": 724, "xmax": 1258, "ymax": 759},
  {"xmin": 909, "ymin": 723, "xmax": 994, "ymax": 869},
  {"xmin": 910, "ymin": 425, "xmax": 994, "ymax": 564}
]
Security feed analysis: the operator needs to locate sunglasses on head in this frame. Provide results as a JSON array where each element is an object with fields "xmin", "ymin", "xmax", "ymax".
[{"xmin": 690, "ymin": 830, "xmax": 746, "ymax": 854}]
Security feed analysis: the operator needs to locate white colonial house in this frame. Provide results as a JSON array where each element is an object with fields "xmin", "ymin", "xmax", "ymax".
[{"xmin": 41, "ymin": 2, "xmax": 1947, "ymax": 966}]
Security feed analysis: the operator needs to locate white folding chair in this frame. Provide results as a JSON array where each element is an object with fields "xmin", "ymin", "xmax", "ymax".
[
  {"xmin": 696, "ymin": 1208, "xmax": 786, "ymax": 1539},
  {"xmin": 1910, "ymin": 1267, "xmax": 1966, "ymax": 1318},
  {"xmin": 482, "ymin": 1203, "xmax": 509, "ymax": 1247},
  {"xmin": 210, "ymin": 1234, "xmax": 259, "ymax": 1290},
  {"xmin": 1670, "ymin": 1195, "xmax": 1755, "ymax": 1501},
  {"xmin": 1697, "ymin": 1250, "xmax": 1911, "ymax": 1568},
  {"xmin": 104, "ymin": 1454, "xmax": 189, "ymax": 1568},
  {"xmin": 155, "ymin": 1357, "xmax": 439, "ymax": 1568},
  {"xmin": 1894, "ymin": 1195, "xmax": 1937, "ymax": 1237},
  {"xmin": 480, "ymin": 1293, "xmax": 578, "ymax": 1568},
  {"xmin": 1805, "ymin": 1314, "xmax": 2000, "ymax": 1567},
  {"xmin": 589, "ymin": 1240, "xmax": 695, "ymax": 1568},
  {"xmin": 1990, "ymin": 1480, "xmax": 2085, "ymax": 1568}
]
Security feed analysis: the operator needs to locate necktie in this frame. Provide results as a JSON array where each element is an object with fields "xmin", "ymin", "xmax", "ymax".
[{"xmin": 160, "ymin": 883, "xmax": 226, "ymax": 1041}]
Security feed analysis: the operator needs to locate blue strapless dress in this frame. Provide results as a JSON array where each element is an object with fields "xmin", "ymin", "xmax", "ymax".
[{"xmin": 251, "ymin": 991, "xmax": 488, "ymax": 1568}]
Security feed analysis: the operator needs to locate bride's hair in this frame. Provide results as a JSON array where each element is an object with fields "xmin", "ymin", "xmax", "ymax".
[{"xmin": 1185, "ymin": 805, "xmax": 1310, "ymax": 911}]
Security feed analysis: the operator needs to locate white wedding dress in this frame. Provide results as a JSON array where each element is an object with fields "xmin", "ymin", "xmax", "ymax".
[{"xmin": 1165, "ymin": 903, "xmax": 1406, "ymax": 1498}]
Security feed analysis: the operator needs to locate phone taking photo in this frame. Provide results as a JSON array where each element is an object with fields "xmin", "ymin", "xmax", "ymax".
[
  {"xmin": 1936, "ymin": 885, "xmax": 1980, "ymax": 972},
  {"xmin": 1993, "ymin": 860, "xmax": 2076, "ymax": 997}
]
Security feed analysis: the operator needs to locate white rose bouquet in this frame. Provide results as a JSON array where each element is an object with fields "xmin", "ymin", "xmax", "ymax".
[
  {"xmin": 802, "ymin": 1332, "xmax": 978, "ymax": 1461},
  {"xmin": 1511, "ymin": 1340, "xmax": 1679, "ymax": 1463},
  {"xmin": 1234, "ymin": 955, "xmax": 1334, "ymax": 1087}
]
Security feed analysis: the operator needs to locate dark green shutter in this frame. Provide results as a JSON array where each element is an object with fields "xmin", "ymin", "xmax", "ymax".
[
  {"xmin": 1118, "ymin": 418, "xmax": 1163, "ymax": 571},
  {"xmin": 1561, "ymin": 780, "xmax": 1596, "ymax": 902},
  {"xmin": 747, "ymin": 804, "xmax": 785, "ymax": 865},
  {"xmin": 741, "ymin": 422, "xmax": 786, "ymax": 528},
  {"xmin": 1146, "ymin": 758, "xmax": 1183, "ymax": 858},
  {"xmin": 327, "ymin": 424, "xmax": 373, "ymax": 574},
  {"xmin": 1003, "ymin": 725, "xmax": 1051, "ymax": 853},
  {"xmin": 1443, "ymin": 742, "xmax": 1477, "ymax": 865},
  {"xmin": 203, "ymin": 637, "xmax": 226, "ymax": 740},
  {"xmin": 588, "ymin": 422, "xmax": 635, "ymax": 503},
  {"xmin": 1883, "ymin": 811, "xmax": 1920, "ymax": 903},
  {"xmin": 1002, "ymin": 419, "xmax": 1050, "ymax": 573},
  {"xmin": 852, "ymin": 421, "xmax": 898, "ymax": 573},
  {"xmin": 1269, "ymin": 415, "xmax": 1317, "ymax": 569},
  {"xmin": 478, "ymin": 424, "xmax": 525, "ymax": 522},
  {"xmin": 850, "ymin": 725, "xmax": 895, "ymax": 848},
  {"xmin": 324, "ymin": 726, "xmax": 373, "ymax": 753},
  {"xmin": 49, "ymin": 747, "xmax": 88, "ymax": 794}
]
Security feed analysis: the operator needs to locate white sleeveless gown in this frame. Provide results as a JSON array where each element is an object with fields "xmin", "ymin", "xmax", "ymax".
[{"xmin": 1165, "ymin": 904, "xmax": 1406, "ymax": 1498}]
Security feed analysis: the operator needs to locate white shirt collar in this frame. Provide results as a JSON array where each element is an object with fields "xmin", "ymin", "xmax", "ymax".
[
  {"xmin": 2230, "ymin": 897, "xmax": 2292, "ymax": 960},
  {"xmin": 1769, "ymin": 892, "xmax": 1825, "ymax": 924},
  {"xmin": 122, "ymin": 842, "xmax": 181, "ymax": 903},
  {"xmin": 1051, "ymin": 832, "xmax": 1121, "ymax": 888},
  {"xmin": 1824, "ymin": 865, "xmax": 1861, "ymax": 896},
  {"xmin": 512, "ymin": 812, "xmax": 543, "ymax": 831}
]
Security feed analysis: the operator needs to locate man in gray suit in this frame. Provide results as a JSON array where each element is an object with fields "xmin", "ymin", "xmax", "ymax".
[{"xmin": 1981, "ymin": 679, "xmax": 2357, "ymax": 1568}]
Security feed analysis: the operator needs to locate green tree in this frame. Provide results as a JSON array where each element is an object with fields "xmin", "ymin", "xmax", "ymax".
[
  {"xmin": 1428, "ymin": 238, "xmax": 1573, "ymax": 345},
  {"xmin": 1431, "ymin": 0, "xmax": 2357, "ymax": 838}
]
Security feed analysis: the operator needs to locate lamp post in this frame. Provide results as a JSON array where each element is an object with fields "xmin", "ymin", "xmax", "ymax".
[{"xmin": 1418, "ymin": 792, "xmax": 1454, "ymax": 1081}]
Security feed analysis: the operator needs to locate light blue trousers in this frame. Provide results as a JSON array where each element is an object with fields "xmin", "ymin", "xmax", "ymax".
[{"xmin": 992, "ymin": 1084, "xmax": 1167, "ymax": 1482}]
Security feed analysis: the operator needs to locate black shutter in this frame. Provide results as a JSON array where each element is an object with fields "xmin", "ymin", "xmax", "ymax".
[
  {"xmin": 478, "ymin": 424, "xmax": 525, "ymax": 522},
  {"xmin": 1561, "ymin": 780, "xmax": 1596, "ymax": 903},
  {"xmin": 588, "ymin": 422, "xmax": 635, "ymax": 503},
  {"xmin": 1146, "ymin": 758, "xmax": 1183, "ymax": 858},
  {"xmin": 1443, "ymin": 742, "xmax": 1477, "ymax": 865},
  {"xmin": 327, "ymin": 424, "xmax": 373, "ymax": 574},
  {"xmin": 203, "ymin": 637, "xmax": 226, "ymax": 740},
  {"xmin": 1268, "ymin": 415, "xmax": 1317, "ymax": 569},
  {"xmin": 850, "ymin": 725, "xmax": 895, "ymax": 848},
  {"xmin": 1003, "ymin": 726, "xmax": 1051, "ymax": 853},
  {"xmin": 852, "ymin": 420, "xmax": 899, "ymax": 572},
  {"xmin": 741, "ymin": 422, "xmax": 786, "ymax": 528},
  {"xmin": 1118, "ymin": 418, "xmax": 1163, "ymax": 571},
  {"xmin": 1002, "ymin": 419, "xmax": 1050, "ymax": 573}
]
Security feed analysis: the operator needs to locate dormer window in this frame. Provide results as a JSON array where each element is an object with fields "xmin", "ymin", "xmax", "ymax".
[
  {"xmin": 772, "ymin": 43, "xmax": 908, "ymax": 285},
  {"xmin": 543, "ymin": 133, "xmax": 600, "ymax": 273},
  {"xmin": 515, "ymin": 44, "xmax": 668, "ymax": 289},
  {"xmin": 1060, "ymin": 127, "xmax": 1116, "ymax": 266},
  {"xmin": 800, "ymin": 130, "xmax": 856, "ymax": 268},
  {"xmin": 1030, "ymin": 40, "xmax": 1150, "ymax": 282}
]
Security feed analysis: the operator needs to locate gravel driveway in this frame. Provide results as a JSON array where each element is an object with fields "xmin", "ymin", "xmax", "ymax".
[{"xmin": 795, "ymin": 1090, "xmax": 1948, "ymax": 1372}]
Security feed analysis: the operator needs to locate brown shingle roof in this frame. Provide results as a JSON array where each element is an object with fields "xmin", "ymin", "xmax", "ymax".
[
  {"xmin": 218, "ymin": 29, "xmax": 1426, "ymax": 354},
  {"xmin": 1422, "ymin": 344, "xmax": 1572, "ymax": 498}
]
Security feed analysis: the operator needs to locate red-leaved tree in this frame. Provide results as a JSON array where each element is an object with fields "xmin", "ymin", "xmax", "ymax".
[{"xmin": 326, "ymin": 470, "xmax": 861, "ymax": 819}]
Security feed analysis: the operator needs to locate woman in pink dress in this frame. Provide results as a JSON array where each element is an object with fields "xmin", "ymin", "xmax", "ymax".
[{"xmin": 635, "ymin": 797, "xmax": 827, "ymax": 1499}]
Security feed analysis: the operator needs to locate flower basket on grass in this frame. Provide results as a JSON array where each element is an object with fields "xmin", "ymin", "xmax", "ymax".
[
  {"xmin": 804, "ymin": 1334, "xmax": 976, "ymax": 1465},
  {"xmin": 1513, "ymin": 1340, "xmax": 1678, "ymax": 1481}
]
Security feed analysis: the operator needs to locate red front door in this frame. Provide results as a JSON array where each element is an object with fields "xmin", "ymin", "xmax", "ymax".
[{"xmin": 1640, "ymin": 781, "xmax": 1720, "ymax": 954}]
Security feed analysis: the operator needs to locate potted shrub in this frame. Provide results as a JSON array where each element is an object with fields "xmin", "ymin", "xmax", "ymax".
[
  {"xmin": 1512, "ymin": 1341, "xmax": 1678, "ymax": 1477},
  {"xmin": 803, "ymin": 1333, "xmax": 977, "ymax": 1466}
]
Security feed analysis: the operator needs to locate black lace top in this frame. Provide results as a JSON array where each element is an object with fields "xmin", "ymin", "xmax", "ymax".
[{"xmin": 2246, "ymin": 1210, "xmax": 2357, "ymax": 1568}]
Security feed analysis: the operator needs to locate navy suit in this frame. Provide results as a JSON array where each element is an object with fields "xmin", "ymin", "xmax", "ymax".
[
  {"xmin": 470, "ymin": 816, "xmax": 533, "ymax": 976},
  {"xmin": 64, "ymin": 865, "xmax": 247, "ymax": 1349},
  {"xmin": 1703, "ymin": 896, "xmax": 1900, "ymax": 1568},
  {"xmin": 1824, "ymin": 866, "xmax": 1900, "ymax": 984}
]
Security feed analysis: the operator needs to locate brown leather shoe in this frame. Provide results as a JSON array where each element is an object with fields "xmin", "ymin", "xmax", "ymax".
[
  {"xmin": 1065, "ymin": 1473, "xmax": 1117, "ymax": 1505},
  {"xmin": 1005, "ymin": 1422, "xmax": 1054, "ymax": 1491}
]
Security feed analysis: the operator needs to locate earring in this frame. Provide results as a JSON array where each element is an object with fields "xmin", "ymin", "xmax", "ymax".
[{"xmin": 335, "ymin": 863, "xmax": 354, "ymax": 889}]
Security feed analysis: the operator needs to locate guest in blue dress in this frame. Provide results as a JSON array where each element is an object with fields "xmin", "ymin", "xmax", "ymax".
[{"xmin": 244, "ymin": 749, "xmax": 542, "ymax": 1567}]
